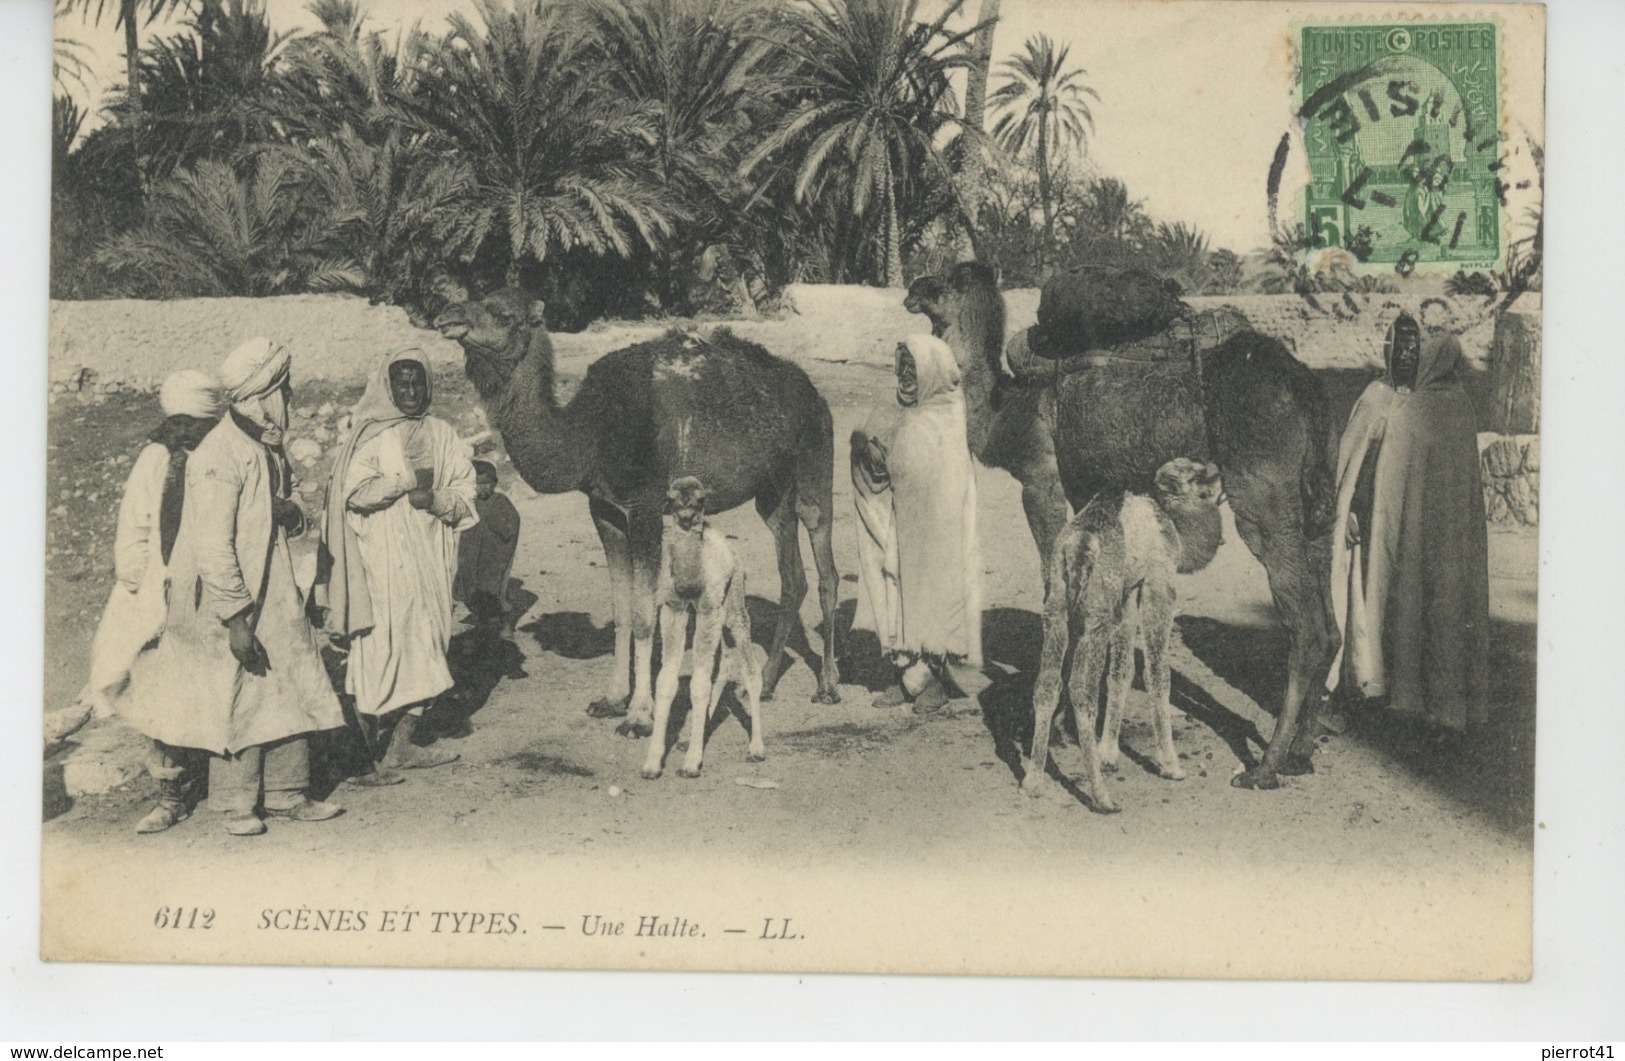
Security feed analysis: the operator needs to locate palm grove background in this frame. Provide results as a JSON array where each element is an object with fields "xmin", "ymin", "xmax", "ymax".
[{"xmin": 51, "ymin": 0, "xmax": 1540, "ymax": 330}]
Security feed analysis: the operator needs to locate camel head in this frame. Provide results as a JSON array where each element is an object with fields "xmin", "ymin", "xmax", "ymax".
[
  {"xmin": 904, "ymin": 261, "xmax": 1006, "ymax": 374},
  {"xmin": 666, "ymin": 475, "xmax": 710, "ymax": 533},
  {"xmin": 1153, "ymin": 458, "xmax": 1225, "ymax": 574},
  {"xmin": 433, "ymin": 288, "xmax": 551, "ymax": 402}
]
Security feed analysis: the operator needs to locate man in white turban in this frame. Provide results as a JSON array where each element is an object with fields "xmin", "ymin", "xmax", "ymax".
[
  {"xmin": 850, "ymin": 334, "xmax": 983, "ymax": 713},
  {"xmin": 319, "ymin": 350, "xmax": 477, "ymax": 778},
  {"xmin": 125, "ymin": 339, "xmax": 346, "ymax": 836},
  {"xmin": 55, "ymin": 370, "xmax": 222, "ymax": 831}
]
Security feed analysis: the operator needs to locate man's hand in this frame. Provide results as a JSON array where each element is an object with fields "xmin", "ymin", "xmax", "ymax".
[
  {"xmin": 226, "ymin": 614, "xmax": 269, "ymax": 676},
  {"xmin": 272, "ymin": 497, "xmax": 306, "ymax": 535},
  {"xmin": 407, "ymin": 488, "xmax": 434, "ymax": 510}
]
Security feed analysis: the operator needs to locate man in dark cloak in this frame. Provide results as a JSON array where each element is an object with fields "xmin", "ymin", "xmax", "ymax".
[{"xmin": 1327, "ymin": 308, "xmax": 1491, "ymax": 734}]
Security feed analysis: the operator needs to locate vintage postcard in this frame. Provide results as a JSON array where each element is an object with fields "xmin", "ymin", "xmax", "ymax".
[{"xmin": 41, "ymin": 0, "xmax": 1545, "ymax": 979}]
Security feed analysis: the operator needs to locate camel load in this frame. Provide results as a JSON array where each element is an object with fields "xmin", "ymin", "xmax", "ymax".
[{"xmin": 1005, "ymin": 301, "xmax": 1255, "ymax": 384}]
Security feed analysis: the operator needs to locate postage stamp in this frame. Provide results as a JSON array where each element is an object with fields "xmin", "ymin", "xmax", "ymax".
[{"xmin": 1299, "ymin": 20, "xmax": 1504, "ymax": 275}]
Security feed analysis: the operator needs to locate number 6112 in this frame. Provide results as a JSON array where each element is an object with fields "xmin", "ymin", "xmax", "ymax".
[{"xmin": 153, "ymin": 906, "xmax": 214, "ymax": 929}]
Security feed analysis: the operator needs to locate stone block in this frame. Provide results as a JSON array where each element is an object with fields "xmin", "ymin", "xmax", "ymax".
[
  {"xmin": 1481, "ymin": 436, "xmax": 1523, "ymax": 479},
  {"xmin": 58, "ymin": 719, "xmax": 150, "ymax": 797}
]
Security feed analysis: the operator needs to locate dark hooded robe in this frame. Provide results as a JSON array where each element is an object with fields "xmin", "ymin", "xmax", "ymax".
[{"xmin": 1326, "ymin": 313, "xmax": 1491, "ymax": 732}]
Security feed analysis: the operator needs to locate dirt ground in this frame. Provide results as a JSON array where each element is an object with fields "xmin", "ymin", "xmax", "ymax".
[{"xmin": 42, "ymin": 332, "xmax": 1538, "ymax": 936}]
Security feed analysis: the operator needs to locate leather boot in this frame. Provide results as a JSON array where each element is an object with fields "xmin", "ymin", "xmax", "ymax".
[
  {"xmin": 135, "ymin": 778, "xmax": 190, "ymax": 834},
  {"xmin": 380, "ymin": 712, "xmax": 459, "ymax": 770}
]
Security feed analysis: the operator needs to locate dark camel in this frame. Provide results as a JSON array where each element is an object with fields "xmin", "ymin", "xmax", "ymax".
[
  {"xmin": 434, "ymin": 290, "xmax": 840, "ymax": 735},
  {"xmin": 905, "ymin": 262, "xmax": 1340, "ymax": 790}
]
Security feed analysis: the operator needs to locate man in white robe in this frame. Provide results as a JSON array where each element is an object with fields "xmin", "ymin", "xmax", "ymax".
[
  {"xmin": 126, "ymin": 340, "xmax": 346, "ymax": 836},
  {"xmin": 320, "ymin": 351, "xmax": 477, "ymax": 777}
]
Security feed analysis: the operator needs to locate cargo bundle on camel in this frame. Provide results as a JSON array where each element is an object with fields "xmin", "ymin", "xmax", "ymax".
[{"xmin": 904, "ymin": 262, "xmax": 1341, "ymax": 792}]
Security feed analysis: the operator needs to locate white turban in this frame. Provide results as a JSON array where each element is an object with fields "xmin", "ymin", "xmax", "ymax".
[
  {"xmin": 218, "ymin": 338, "xmax": 291, "ymax": 403},
  {"xmin": 158, "ymin": 369, "xmax": 223, "ymax": 420}
]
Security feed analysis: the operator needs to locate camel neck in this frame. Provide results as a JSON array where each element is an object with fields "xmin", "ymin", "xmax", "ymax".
[
  {"xmin": 952, "ymin": 328, "xmax": 1002, "ymax": 459},
  {"xmin": 489, "ymin": 339, "xmax": 591, "ymax": 494}
]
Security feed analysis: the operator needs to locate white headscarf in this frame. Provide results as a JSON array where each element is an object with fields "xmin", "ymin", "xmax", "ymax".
[
  {"xmin": 218, "ymin": 338, "xmax": 292, "ymax": 445},
  {"xmin": 158, "ymin": 369, "xmax": 223, "ymax": 420}
]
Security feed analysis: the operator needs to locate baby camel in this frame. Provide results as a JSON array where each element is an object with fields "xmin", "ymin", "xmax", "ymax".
[
  {"xmin": 643, "ymin": 476, "xmax": 766, "ymax": 780},
  {"xmin": 1023, "ymin": 458, "xmax": 1225, "ymax": 813}
]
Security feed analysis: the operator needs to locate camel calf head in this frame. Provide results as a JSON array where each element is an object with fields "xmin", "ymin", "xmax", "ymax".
[
  {"xmin": 1153, "ymin": 458, "xmax": 1225, "ymax": 574},
  {"xmin": 666, "ymin": 475, "xmax": 710, "ymax": 533}
]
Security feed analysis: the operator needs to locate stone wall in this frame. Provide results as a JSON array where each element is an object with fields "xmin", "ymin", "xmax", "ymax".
[{"xmin": 1479, "ymin": 433, "xmax": 1540, "ymax": 527}]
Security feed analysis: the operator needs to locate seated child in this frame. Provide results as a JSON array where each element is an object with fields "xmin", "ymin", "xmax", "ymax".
[{"xmin": 454, "ymin": 460, "xmax": 522, "ymax": 636}]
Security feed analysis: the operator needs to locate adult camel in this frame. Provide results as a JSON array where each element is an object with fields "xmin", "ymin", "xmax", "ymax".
[
  {"xmin": 904, "ymin": 262, "xmax": 1340, "ymax": 790},
  {"xmin": 435, "ymin": 289, "xmax": 840, "ymax": 737}
]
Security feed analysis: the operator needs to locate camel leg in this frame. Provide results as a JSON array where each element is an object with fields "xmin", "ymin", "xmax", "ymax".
[
  {"xmin": 588, "ymin": 498, "xmax": 633, "ymax": 718},
  {"xmin": 1068, "ymin": 619, "xmax": 1119, "ymax": 814},
  {"xmin": 642, "ymin": 604, "xmax": 689, "ymax": 779},
  {"xmin": 616, "ymin": 513, "xmax": 663, "ymax": 739},
  {"xmin": 797, "ymin": 473, "xmax": 842, "ymax": 704},
  {"xmin": 1228, "ymin": 505, "xmax": 1340, "ymax": 790},
  {"xmin": 725, "ymin": 576, "xmax": 767, "ymax": 762},
  {"xmin": 1022, "ymin": 541, "xmax": 1076, "ymax": 798},
  {"xmin": 1099, "ymin": 596, "xmax": 1137, "ymax": 772},
  {"xmin": 756, "ymin": 488, "xmax": 809, "ymax": 703},
  {"xmin": 739, "ymin": 644, "xmax": 766, "ymax": 761},
  {"xmin": 679, "ymin": 607, "xmax": 724, "ymax": 778},
  {"xmin": 1141, "ymin": 583, "xmax": 1185, "ymax": 781},
  {"xmin": 1020, "ymin": 465, "xmax": 1071, "ymax": 596}
]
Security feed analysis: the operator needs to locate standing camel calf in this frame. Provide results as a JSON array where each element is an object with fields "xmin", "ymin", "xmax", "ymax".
[
  {"xmin": 643, "ymin": 477, "xmax": 766, "ymax": 780},
  {"xmin": 1023, "ymin": 458, "xmax": 1225, "ymax": 813}
]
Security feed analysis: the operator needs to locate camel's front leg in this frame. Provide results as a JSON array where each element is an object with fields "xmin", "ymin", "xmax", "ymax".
[
  {"xmin": 616, "ymin": 513, "xmax": 663, "ymax": 739},
  {"xmin": 1229, "ymin": 509, "xmax": 1339, "ymax": 789},
  {"xmin": 642, "ymin": 604, "xmax": 689, "ymax": 779},
  {"xmin": 588, "ymin": 497, "xmax": 633, "ymax": 718},
  {"xmin": 679, "ymin": 608, "xmax": 725, "ymax": 778}
]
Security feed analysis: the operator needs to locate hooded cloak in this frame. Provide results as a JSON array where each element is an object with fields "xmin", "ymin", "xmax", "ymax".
[
  {"xmin": 1327, "ymin": 314, "xmax": 1490, "ymax": 731},
  {"xmin": 852, "ymin": 334, "xmax": 982, "ymax": 666},
  {"xmin": 321, "ymin": 351, "xmax": 478, "ymax": 715}
]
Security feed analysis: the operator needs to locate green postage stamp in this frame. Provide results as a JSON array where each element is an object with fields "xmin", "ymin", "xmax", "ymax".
[{"xmin": 1299, "ymin": 20, "xmax": 1503, "ymax": 274}]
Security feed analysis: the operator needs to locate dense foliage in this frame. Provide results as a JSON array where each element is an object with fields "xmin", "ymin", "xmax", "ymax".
[{"xmin": 54, "ymin": 0, "xmax": 1278, "ymax": 322}]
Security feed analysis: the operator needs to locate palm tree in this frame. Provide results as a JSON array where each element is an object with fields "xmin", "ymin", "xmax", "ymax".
[
  {"xmin": 1080, "ymin": 176, "xmax": 1149, "ymax": 245},
  {"xmin": 953, "ymin": 0, "xmax": 999, "ymax": 257},
  {"xmin": 1149, "ymin": 220, "xmax": 1211, "ymax": 291},
  {"xmin": 988, "ymin": 33, "xmax": 1096, "ymax": 259},
  {"xmin": 580, "ymin": 0, "xmax": 772, "ymax": 303},
  {"xmin": 742, "ymin": 0, "xmax": 977, "ymax": 287},
  {"xmin": 54, "ymin": 1, "xmax": 96, "ymax": 95},
  {"xmin": 407, "ymin": 0, "xmax": 677, "ymax": 286},
  {"xmin": 273, "ymin": 0, "xmax": 433, "ymax": 144},
  {"xmin": 113, "ymin": 0, "xmax": 293, "ymax": 180},
  {"xmin": 288, "ymin": 128, "xmax": 476, "ymax": 304},
  {"xmin": 62, "ymin": 0, "xmax": 195, "ymax": 185},
  {"xmin": 97, "ymin": 154, "xmax": 361, "ymax": 297}
]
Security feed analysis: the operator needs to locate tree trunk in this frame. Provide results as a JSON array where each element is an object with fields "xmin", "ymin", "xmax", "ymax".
[
  {"xmin": 1037, "ymin": 122, "xmax": 1053, "ymax": 271},
  {"xmin": 123, "ymin": 0, "xmax": 145, "ymax": 192},
  {"xmin": 883, "ymin": 180, "xmax": 903, "ymax": 288},
  {"xmin": 1489, "ymin": 310, "xmax": 1541, "ymax": 433},
  {"xmin": 956, "ymin": 0, "xmax": 1001, "ymax": 260}
]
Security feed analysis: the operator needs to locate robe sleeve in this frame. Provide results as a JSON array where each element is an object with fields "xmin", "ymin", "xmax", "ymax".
[
  {"xmin": 850, "ymin": 428, "xmax": 892, "ymax": 494},
  {"xmin": 113, "ymin": 444, "xmax": 166, "ymax": 592},
  {"xmin": 427, "ymin": 423, "xmax": 479, "ymax": 531},
  {"xmin": 345, "ymin": 434, "xmax": 415, "ymax": 514},
  {"xmin": 189, "ymin": 447, "xmax": 254, "ymax": 623}
]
